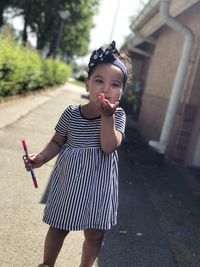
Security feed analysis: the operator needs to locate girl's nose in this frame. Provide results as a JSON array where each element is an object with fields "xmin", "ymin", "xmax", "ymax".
[{"xmin": 102, "ymin": 83, "xmax": 110, "ymax": 93}]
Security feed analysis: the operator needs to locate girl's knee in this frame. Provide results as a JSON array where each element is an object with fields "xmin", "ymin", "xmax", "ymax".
[
  {"xmin": 84, "ymin": 229, "xmax": 104, "ymax": 245},
  {"xmin": 48, "ymin": 226, "xmax": 69, "ymax": 238}
]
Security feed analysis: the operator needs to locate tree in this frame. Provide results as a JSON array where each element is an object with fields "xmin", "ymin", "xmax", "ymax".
[
  {"xmin": 1, "ymin": 0, "xmax": 41, "ymax": 44},
  {"xmin": 60, "ymin": 0, "xmax": 99, "ymax": 58},
  {"xmin": 1, "ymin": 0, "xmax": 100, "ymax": 59},
  {"xmin": 34, "ymin": 0, "xmax": 100, "ymax": 58},
  {"xmin": 0, "ymin": 0, "xmax": 11, "ymax": 27}
]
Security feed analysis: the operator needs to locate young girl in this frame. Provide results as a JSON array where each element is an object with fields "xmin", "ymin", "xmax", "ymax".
[{"xmin": 23, "ymin": 40, "xmax": 129, "ymax": 267}]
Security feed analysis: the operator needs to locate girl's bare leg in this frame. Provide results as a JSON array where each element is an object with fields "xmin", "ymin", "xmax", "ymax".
[
  {"xmin": 42, "ymin": 226, "xmax": 69, "ymax": 267},
  {"xmin": 80, "ymin": 229, "xmax": 104, "ymax": 267}
]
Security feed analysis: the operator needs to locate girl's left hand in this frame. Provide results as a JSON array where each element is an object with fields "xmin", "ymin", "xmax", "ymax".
[{"xmin": 96, "ymin": 93, "xmax": 119, "ymax": 117}]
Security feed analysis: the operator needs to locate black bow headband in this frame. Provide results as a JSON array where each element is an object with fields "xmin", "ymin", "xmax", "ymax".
[{"xmin": 88, "ymin": 40, "xmax": 128, "ymax": 86}]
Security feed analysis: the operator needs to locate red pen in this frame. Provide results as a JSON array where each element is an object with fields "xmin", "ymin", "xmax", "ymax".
[{"xmin": 22, "ymin": 139, "xmax": 38, "ymax": 188}]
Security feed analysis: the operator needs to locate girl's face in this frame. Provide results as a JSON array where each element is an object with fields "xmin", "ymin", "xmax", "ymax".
[{"xmin": 85, "ymin": 63, "xmax": 124, "ymax": 104}]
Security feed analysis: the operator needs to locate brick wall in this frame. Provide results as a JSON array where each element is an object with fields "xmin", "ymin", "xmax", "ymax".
[{"xmin": 138, "ymin": 3, "xmax": 200, "ymax": 165}]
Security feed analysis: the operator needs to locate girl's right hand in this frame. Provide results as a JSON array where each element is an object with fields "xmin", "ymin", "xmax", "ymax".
[
  {"xmin": 97, "ymin": 93, "xmax": 118, "ymax": 117},
  {"xmin": 22, "ymin": 153, "xmax": 45, "ymax": 171}
]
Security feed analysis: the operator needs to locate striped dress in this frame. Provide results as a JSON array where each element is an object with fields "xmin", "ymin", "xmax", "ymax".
[{"xmin": 43, "ymin": 104, "xmax": 126, "ymax": 231}]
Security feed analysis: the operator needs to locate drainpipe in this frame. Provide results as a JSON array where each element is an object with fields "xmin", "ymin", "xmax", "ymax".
[{"xmin": 149, "ymin": 0, "xmax": 194, "ymax": 155}]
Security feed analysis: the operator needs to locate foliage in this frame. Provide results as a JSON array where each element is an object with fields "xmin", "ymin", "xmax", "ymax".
[
  {"xmin": 1, "ymin": 0, "xmax": 100, "ymax": 59},
  {"xmin": 59, "ymin": 0, "xmax": 99, "ymax": 58},
  {"xmin": 0, "ymin": 36, "xmax": 72, "ymax": 98}
]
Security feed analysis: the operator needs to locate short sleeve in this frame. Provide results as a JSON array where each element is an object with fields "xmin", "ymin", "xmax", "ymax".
[
  {"xmin": 55, "ymin": 105, "xmax": 73, "ymax": 136},
  {"xmin": 115, "ymin": 107, "xmax": 126, "ymax": 136}
]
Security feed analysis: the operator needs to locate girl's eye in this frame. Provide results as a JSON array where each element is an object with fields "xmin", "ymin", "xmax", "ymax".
[
  {"xmin": 112, "ymin": 83, "xmax": 121, "ymax": 88},
  {"xmin": 95, "ymin": 79, "xmax": 103, "ymax": 84}
]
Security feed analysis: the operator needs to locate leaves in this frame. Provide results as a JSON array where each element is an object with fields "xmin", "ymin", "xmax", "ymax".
[
  {"xmin": 0, "ymin": 36, "xmax": 72, "ymax": 97},
  {"xmin": 2, "ymin": 0, "xmax": 101, "ymax": 59}
]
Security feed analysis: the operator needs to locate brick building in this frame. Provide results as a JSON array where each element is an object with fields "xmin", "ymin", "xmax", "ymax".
[{"xmin": 123, "ymin": 0, "xmax": 200, "ymax": 167}]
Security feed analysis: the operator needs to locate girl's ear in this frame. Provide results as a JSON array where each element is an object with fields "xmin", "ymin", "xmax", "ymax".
[{"xmin": 85, "ymin": 78, "xmax": 89, "ymax": 92}]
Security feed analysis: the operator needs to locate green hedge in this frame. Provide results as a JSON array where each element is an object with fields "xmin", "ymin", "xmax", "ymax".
[{"xmin": 0, "ymin": 37, "xmax": 72, "ymax": 98}]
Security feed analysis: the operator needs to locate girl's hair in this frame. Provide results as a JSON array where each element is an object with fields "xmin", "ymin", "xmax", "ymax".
[{"xmin": 118, "ymin": 53, "xmax": 133, "ymax": 85}]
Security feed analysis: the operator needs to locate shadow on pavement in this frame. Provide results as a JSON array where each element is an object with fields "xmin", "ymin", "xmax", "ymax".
[
  {"xmin": 97, "ymin": 119, "xmax": 200, "ymax": 267},
  {"xmin": 40, "ymin": 175, "xmax": 52, "ymax": 204}
]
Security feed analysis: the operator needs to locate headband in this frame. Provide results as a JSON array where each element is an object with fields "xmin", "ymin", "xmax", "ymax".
[{"xmin": 88, "ymin": 40, "xmax": 128, "ymax": 86}]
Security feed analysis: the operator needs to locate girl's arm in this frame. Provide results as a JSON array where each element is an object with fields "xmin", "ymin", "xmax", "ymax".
[
  {"xmin": 100, "ymin": 115, "xmax": 122, "ymax": 154},
  {"xmin": 23, "ymin": 132, "xmax": 66, "ymax": 170},
  {"xmin": 96, "ymin": 94, "xmax": 123, "ymax": 154},
  {"xmin": 39, "ymin": 132, "xmax": 66, "ymax": 163}
]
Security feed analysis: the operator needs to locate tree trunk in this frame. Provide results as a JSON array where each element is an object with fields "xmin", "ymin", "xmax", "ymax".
[
  {"xmin": 36, "ymin": 33, "xmax": 42, "ymax": 50},
  {"xmin": 22, "ymin": 2, "xmax": 32, "ymax": 45},
  {"xmin": 46, "ymin": 32, "xmax": 58, "ymax": 58},
  {"xmin": 0, "ymin": 0, "xmax": 7, "ymax": 27},
  {"xmin": 22, "ymin": 16, "xmax": 28, "ymax": 44}
]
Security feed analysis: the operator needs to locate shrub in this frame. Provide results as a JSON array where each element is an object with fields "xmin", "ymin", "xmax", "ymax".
[{"xmin": 0, "ymin": 36, "xmax": 72, "ymax": 98}]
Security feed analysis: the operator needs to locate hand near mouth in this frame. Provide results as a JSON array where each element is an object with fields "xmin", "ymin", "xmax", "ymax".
[{"xmin": 96, "ymin": 93, "xmax": 119, "ymax": 117}]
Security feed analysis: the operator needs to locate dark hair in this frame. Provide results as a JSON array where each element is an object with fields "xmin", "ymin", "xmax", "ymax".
[{"xmin": 118, "ymin": 53, "xmax": 133, "ymax": 84}]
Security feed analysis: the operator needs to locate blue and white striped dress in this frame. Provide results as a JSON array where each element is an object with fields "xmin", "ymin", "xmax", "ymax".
[{"xmin": 43, "ymin": 104, "xmax": 126, "ymax": 231}]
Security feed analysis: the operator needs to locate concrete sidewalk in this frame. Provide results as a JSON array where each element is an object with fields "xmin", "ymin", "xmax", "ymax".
[
  {"xmin": 0, "ymin": 82, "xmax": 88, "ymax": 267},
  {"xmin": 0, "ymin": 83, "xmax": 200, "ymax": 267},
  {"xmin": 0, "ymin": 83, "xmax": 84, "ymax": 129}
]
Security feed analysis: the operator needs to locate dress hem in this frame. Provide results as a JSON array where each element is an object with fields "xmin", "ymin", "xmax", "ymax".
[{"xmin": 43, "ymin": 219, "xmax": 117, "ymax": 231}]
